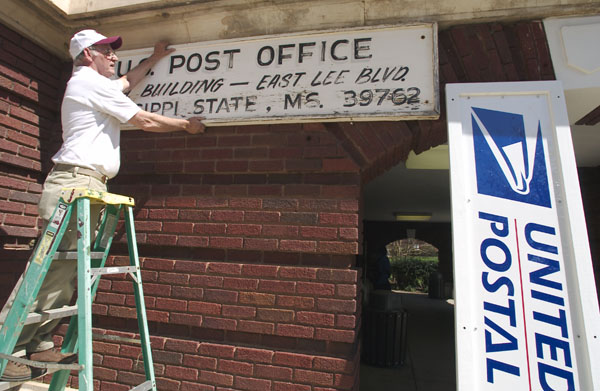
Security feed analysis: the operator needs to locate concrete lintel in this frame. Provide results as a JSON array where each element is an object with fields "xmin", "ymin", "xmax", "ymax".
[{"xmin": 2, "ymin": 0, "xmax": 600, "ymax": 62}]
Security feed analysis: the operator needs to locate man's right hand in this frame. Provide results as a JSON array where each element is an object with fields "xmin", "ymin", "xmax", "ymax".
[{"xmin": 186, "ymin": 117, "xmax": 206, "ymax": 134}]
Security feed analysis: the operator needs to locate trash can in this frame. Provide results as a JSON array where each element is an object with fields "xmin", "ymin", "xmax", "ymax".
[
  {"xmin": 428, "ymin": 270, "xmax": 444, "ymax": 299},
  {"xmin": 362, "ymin": 307, "xmax": 408, "ymax": 367}
]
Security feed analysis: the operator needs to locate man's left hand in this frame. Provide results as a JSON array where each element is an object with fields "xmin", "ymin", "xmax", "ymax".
[
  {"xmin": 185, "ymin": 117, "xmax": 206, "ymax": 134},
  {"xmin": 153, "ymin": 41, "xmax": 176, "ymax": 60}
]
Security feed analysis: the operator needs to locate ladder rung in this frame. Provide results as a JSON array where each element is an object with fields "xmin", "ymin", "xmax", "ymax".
[
  {"xmin": 0, "ymin": 305, "xmax": 78, "ymax": 326},
  {"xmin": 25, "ymin": 305, "xmax": 78, "ymax": 326},
  {"xmin": 0, "ymin": 353, "xmax": 81, "ymax": 372},
  {"xmin": 91, "ymin": 266, "xmax": 137, "ymax": 277},
  {"xmin": 54, "ymin": 251, "xmax": 105, "ymax": 260},
  {"xmin": 130, "ymin": 380, "xmax": 154, "ymax": 391}
]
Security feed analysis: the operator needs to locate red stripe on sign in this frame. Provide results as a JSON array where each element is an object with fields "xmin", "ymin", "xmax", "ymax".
[{"xmin": 515, "ymin": 219, "xmax": 532, "ymax": 391}]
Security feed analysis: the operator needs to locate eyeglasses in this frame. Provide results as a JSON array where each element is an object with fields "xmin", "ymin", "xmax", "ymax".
[{"xmin": 89, "ymin": 46, "xmax": 117, "ymax": 58}]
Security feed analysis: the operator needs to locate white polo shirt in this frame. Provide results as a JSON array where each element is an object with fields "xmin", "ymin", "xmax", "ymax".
[{"xmin": 53, "ymin": 66, "xmax": 141, "ymax": 179}]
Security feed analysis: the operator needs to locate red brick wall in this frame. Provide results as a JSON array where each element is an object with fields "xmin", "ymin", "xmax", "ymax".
[
  {"xmin": 84, "ymin": 123, "xmax": 364, "ymax": 390},
  {"xmin": 111, "ymin": 125, "xmax": 361, "ymax": 258},
  {"xmin": 0, "ymin": 23, "xmax": 67, "ymax": 304},
  {"xmin": 0, "ymin": 23, "xmax": 66, "ymax": 244},
  {"xmin": 74, "ymin": 256, "xmax": 361, "ymax": 390}
]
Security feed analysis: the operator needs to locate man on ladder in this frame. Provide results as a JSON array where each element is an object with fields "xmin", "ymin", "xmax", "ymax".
[{"xmin": 0, "ymin": 28, "xmax": 205, "ymax": 386}]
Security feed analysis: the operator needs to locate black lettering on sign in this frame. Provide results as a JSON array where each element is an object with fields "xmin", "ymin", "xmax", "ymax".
[
  {"xmin": 257, "ymin": 46, "xmax": 275, "ymax": 66},
  {"xmin": 168, "ymin": 50, "xmax": 241, "ymax": 74},
  {"xmin": 343, "ymin": 88, "xmax": 420, "ymax": 107},
  {"xmin": 256, "ymin": 73, "xmax": 306, "ymax": 90},
  {"xmin": 284, "ymin": 92, "xmax": 320, "ymax": 109},
  {"xmin": 137, "ymin": 101, "xmax": 179, "ymax": 116},
  {"xmin": 194, "ymin": 96, "xmax": 257, "ymax": 114},
  {"xmin": 354, "ymin": 38, "xmax": 372, "ymax": 59},
  {"xmin": 355, "ymin": 66, "xmax": 410, "ymax": 84},
  {"xmin": 284, "ymin": 93, "xmax": 301, "ymax": 109},
  {"xmin": 205, "ymin": 51, "xmax": 220, "ymax": 71},
  {"xmin": 140, "ymin": 79, "xmax": 224, "ymax": 97},
  {"xmin": 298, "ymin": 42, "xmax": 316, "ymax": 63},
  {"xmin": 310, "ymin": 70, "xmax": 349, "ymax": 86},
  {"xmin": 256, "ymin": 38, "xmax": 373, "ymax": 66}
]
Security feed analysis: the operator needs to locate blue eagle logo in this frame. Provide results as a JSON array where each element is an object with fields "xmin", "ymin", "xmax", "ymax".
[{"xmin": 471, "ymin": 107, "xmax": 552, "ymax": 208}]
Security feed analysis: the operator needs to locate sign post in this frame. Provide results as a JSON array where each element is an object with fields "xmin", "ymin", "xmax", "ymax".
[
  {"xmin": 116, "ymin": 24, "xmax": 439, "ymax": 125},
  {"xmin": 446, "ymin": 81, "xmax": 600, "ymax": 391}
]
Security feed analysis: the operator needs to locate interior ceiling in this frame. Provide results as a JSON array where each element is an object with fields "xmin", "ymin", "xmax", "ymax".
[
  {"xmin": 2, "ymin": 1, "xmax": 598, "ymax": 224},
  {"xmin": 364, "ymin": 107, "xmax": 600, "ymax": 223}
]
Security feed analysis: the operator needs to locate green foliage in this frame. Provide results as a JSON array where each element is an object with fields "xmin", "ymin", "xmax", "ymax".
[
  {"xmin": 387, "ymin": 238, "xmax": 438, "ymax": 258},
  {"xmin": 389, "ymin": 256, "xmax": 439, "ymax": 292}
]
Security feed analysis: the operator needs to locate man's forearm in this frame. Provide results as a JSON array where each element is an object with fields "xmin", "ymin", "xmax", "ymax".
[
  {"xmin": 121, "ymin": 55, "xmax": 161, "ymax": 92},
  {"xmin": 121, "ymin": 42, "xmax": 175, "ymax": 92},
  {"xmin": 128, "ymin": 111, "xmax": 205, "ymax": 135},
  {"xmin": 128, "ymin": 110, "xmax": 188, "ymax": 133}
]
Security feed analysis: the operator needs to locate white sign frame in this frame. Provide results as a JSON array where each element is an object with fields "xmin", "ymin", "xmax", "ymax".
[
  {"xmin": 447, "ymin": 81, "xmax": 600, "ymax": 391},
  {"xmin": 116, "ymin": 23, "xmax": 439, "ymax": 126}
]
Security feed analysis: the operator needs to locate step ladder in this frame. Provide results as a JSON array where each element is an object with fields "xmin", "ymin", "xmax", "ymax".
[{"xmin": 0, "ymin": 188, "xmax": 156, "ymax": 391}]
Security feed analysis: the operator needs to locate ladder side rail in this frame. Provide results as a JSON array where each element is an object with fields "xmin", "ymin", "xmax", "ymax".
[
  {"xmin": 0, "ymin": 200, "xmax": 73, "ymax": 377},
  {"xmin": 129, "ymin": 380, "xmax": 153, "ymax": 391},
  {"xmin": 76, "ymin": 198, "xmax": 94, "ymax": 391},
  {"xmin": 124, "ymin": 206, "xmax": 156, "ymax": 390},
  {"xmin": 90, "ymin": 204, "xmax": 123, "ymax": 297},
  {"xmin": 89, "ymin": 204, "xmax": 125, "ymax": 293},
  {"xmin": 93, "ymin": 203, "xmax": 122, "ymax": 254}
]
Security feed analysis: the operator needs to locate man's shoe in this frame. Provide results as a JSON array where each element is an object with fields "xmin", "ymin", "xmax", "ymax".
[
  {"xmin": 28, "ymin": 348, "xmax": 77, "ymax": 364},
  {"xmin": 0, "ymin": 361, "xmax": 32, "ymax": 382}
]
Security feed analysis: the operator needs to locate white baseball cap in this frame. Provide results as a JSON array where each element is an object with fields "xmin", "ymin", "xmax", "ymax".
[{"xmin": 69, "ymin": 29, "xmax": 122, "ymax": 60}]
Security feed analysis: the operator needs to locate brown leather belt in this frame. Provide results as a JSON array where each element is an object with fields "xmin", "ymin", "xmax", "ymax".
[{"xmin": 53, "ymin": 164, "xmax": 109, "ymax": 184}]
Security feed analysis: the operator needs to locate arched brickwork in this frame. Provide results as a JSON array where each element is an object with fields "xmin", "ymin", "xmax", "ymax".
[
  {"xmin": 326, "ymin": 20, "xmax": 556, "ymax": 185},
  {"xmin": 363, "ymin": 221, "xmax": 453, "ymax": 287}
]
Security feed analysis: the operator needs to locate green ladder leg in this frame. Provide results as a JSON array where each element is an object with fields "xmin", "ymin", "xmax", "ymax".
[
  {"xmin": 124, "ymin": 205, "xmax": 156, "ymax": 389},
  {"xmin": 77, "ymin": 197, "xmax": 94, "ymax": 391}
]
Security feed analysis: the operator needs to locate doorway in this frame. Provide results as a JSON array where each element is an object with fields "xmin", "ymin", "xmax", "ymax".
[{"xmin": 359, "ymin": 222, "xmax": 456, "ymax": 391}]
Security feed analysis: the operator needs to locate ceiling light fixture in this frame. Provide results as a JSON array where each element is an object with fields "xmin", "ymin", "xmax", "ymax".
[{"xmin": 393, "ymin": 212, "xmax": 432, "ymax": 221}]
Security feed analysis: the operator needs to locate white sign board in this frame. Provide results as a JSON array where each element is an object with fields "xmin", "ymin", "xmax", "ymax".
[
  {"xmin": 446, "ymin": 81, "xmax": 600, "ymax": 391},
  {"xmin": 116, "ymin": 24, "xmax": 439, "ymax": 125}
]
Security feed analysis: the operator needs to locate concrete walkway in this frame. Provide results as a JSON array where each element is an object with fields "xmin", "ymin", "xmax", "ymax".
[{"xmin": 360, "ymin": 291, "xmax": 456, "ymax": 391}]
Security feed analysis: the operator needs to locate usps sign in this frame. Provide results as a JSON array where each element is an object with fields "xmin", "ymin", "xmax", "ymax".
[{"xmin": 447, "ymin": 82, "xmax": 600, "ymax": 391}]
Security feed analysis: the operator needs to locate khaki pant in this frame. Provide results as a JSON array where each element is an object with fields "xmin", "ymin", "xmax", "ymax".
[{"xmin": 11, "ymin": 168, "xmax": 107, "ymax": 353}]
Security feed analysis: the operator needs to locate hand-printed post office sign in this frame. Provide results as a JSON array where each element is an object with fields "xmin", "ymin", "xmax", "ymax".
[{"xmin": 116, "ymin": 24, "xmax": 439, "ymax": 126}]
